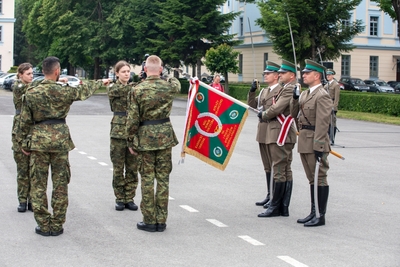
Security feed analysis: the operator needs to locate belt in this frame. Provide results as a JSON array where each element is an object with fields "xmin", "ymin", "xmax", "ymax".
[
  {"xmin": 114, "ymin": 111, "xmax": 127, "ymax": 116},
  {"xmin": 300, "ymin": 125, "xmax": 315, "ymax": 131},
  {"xmin": 15, "ymin": 109, "xmax": 21, "ymax": 115},
  {"xmin": 139, "ymin": 118, "xmax": 170, "ymax": 126},
  {"xmin": 35, "ymin": 119, "xmax": 66, "ymax": 125}
]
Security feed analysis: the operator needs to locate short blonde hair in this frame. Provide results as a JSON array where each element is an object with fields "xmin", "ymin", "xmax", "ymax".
[{"xmin": 145, "ymin": 55, "xmax": 162, "ymax": 72}]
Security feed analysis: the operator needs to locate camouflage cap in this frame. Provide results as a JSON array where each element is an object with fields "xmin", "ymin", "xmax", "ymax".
[
  {"xmin": 302, "ymin": 59, "xmax": 326, "ymax": 73},
  {"xmin": 278, "ymin": 59, "xmax": 297, "ymax": 73},
  {"xmin": 326, "ymin": 69, "xmax": 336, "ymax": 75},
  {"xmin": 263, "ymin": 61, "xmax": 280, "ymax": 73}
]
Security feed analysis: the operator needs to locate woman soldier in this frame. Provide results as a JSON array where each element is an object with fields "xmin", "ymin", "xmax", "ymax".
[
  {"xmin": 107, "ymin": 60, "xmax": 139, "ymax": 211},
  {"xmin": 12, "ymin": 63, "xmax": 34, "ymax": 212}
]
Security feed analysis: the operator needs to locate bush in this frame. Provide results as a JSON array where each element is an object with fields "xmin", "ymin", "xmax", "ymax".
[
  {"xmin": 339, "ymin": 91, "xmax": 400, "ymax": 116},
  {"xmin": 8, "ymin": 66, "xmax": 18, "ymax": 73},
  {"xmin": 179, "ymin": 78, "xmax": 190, "ymax": 94}
]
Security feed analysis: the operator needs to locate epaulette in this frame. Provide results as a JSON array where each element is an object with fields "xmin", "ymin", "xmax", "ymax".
[{"xmin": 56, "ymin": 82, "xmax": 68, "ymax": 87}]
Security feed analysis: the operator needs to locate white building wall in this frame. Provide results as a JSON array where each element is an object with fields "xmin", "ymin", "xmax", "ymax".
[{"xmin": 0, "ymin": 0, "xmax": 16, "ymax": 72}]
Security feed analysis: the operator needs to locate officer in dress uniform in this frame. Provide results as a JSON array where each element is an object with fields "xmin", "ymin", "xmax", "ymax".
[
  {"xmin": 324, "ymin": 69, "xmax": 340, "ymax": 145},
  {"xmin": 257, "ymin": 60, "xmax": 297, "ymax": 217},
  {"xmin": 290, "ymin": 59, "xmax": 332, "ymax": 227},
  {"xmin": 17, "ymin": 56, "xmax": 109, "ymax": 236},
  {"xmin": 247, "ymin": 61, "xmax": 280, "ymax": 208}
]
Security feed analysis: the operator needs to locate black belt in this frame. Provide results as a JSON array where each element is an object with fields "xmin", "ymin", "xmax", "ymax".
[
  {"xmin": 139, "ymin": 118, "xmax": 170, "ymax": 126},
  {"xmin": 300, "ymin": 125, "xmax": 315, "ymax": 131},
  {"xmin": 15, "ymin": 110, "xmax": 21, "ymax": 115},
  {"xmin": 35, "ymin": 119, "xmax": 66, "ymax": 125},
  {"xmin": 113, "ymin": 111, "xmax": 127, "ymax": 116}
]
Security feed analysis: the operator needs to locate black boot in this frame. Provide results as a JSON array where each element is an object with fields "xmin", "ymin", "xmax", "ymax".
[
  {"xmin": 297, "ymin": 185, "xmax": 315, "ymax": 224},
  {"xmin": 27, "ymin": 202, "xmax": 33, "ymax": 212},
  {"xmin": 280, "ymin": 181, "xmax": 293, "ymax": 217},
  {"xmin": 263, "ymin": 178, "xmax": 275, "ymax": 209},
  {"xmin": 18, "ymin": 203, "xmax": 27, "ymax": 212},
  {"xmin": 255, "ymin": 172, "xmax": 271, "ymax": 206},
  {"xmin": 304, "ymin": 186, "xmax": 329, "ymax": 227},
  {"xmin": 258, "ymin": 182, "xmax": 285, "ymax": 217}
]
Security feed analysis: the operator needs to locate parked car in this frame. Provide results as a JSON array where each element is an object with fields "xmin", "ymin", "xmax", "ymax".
[
  {"xmin": 339, "ymin": 77, "xmax": 370, "ymax": 91},
  {"xmin": 387, "ymin": 81, "xmax": 400, "ymax": 90},
  {"xmin": 0, "ymin": 73, "xmax": 17, "ymax": 87},
  {"xmin": 3, "ymin": 75, "xmax": 17, "ymax": 90},
  {"xmin": 363, "ymin": 79, "xmax": 394, "ymax": 93},
  {"xmin": 60, "ymin": 75, "xmax": 82, "ymax": 86}
]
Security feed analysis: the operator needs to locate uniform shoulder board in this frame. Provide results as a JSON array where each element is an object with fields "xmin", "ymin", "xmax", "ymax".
[
  {"xmin": 56, "ymin": 82, "xmax": 68, "ymax": 87},
  {"xmin": 318, "ymin": 87, "xmax": 328, "ymax": 95}
]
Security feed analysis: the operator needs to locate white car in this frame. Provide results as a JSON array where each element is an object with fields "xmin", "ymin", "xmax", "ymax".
[
  {"xmin": 60, "ymin": 75, "xmax": 82, "ymax": 87},
  {"xmin": 0, "ymin": 73, "xmax": 17, "ymax": 86}
]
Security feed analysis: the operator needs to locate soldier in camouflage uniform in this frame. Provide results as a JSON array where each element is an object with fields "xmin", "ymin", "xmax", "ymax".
[
  {"xmin": 16, "ymin": 56, "xmax": 109, "ymax": 236},
  {"xmin": 107, "ymin": 60, "xmax": 138, "ymax": 211},
  {"xmin": 126, "ymin": 55, "xmax": 180, "ymax": 232},
  {"xmin": 12, "ymin": 63, "xmax": 34, "ymax": 212}
]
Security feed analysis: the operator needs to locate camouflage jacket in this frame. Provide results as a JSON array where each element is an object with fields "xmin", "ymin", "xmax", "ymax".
[
  {"xmin": 16, "ymin": 79, "xmax": 103, "ymax": 152},
  {"xmin": 11, "ymin": 79, "xmax": 29, "ymax": 150},
  {"xmin": 126, "ymin": 76, "xmax": 180, "ymax": 151},
  {"xmin": 107, "ymin": 80, "xmax": 135, "ymax": 139}
]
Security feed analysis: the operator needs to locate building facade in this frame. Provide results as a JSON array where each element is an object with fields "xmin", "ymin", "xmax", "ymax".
[
  {"xmin": 0, "ymin": 0, "xmax": 15, "ymax": 72},
  {"xmin": 223, "ymin": 0, "xmax": 400, "ymax": 83}
]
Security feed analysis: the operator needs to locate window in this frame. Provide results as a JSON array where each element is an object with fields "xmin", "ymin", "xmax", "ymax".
[
  {"xmin": 239, "ymin": 54, "xmax": 243, "ymax": 74},
  {"xmin": 263, "ymin": 53, "xmax": 268, "ymax": 71},
  {"xmin": 341, "ymin": 55, "xmax": 350, "ymax": 76},
  {"xmin": 0, "ymin": 26, "xmax": 2, "ymax": 42},
  {"xmin": 0, "ymin": 55, "xmax": 2, "ymax": 71},
  {"xmin": 240, "ymin": 17, "xmax": 243, "ymax": 36},
  {"xmin": 370, "ymin": 16, "xmax": 378, "ymax": 36},
  {"xmin": 0, "ymin": 0, "xmax": 2, "ymax": 14},
  {"xmin": 370, "ymin": 56, "xmax": 379, "ymax": 78},
  {"xmin": 341, "ymin": 19, "xmax": 350, "ymax": 28}
]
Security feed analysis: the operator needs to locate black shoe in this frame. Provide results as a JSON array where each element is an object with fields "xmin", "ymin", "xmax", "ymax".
[
  {"xmin": 27, "ymin": 203, "xmax": 33, "ymax": 212},
  {"xmin": 18, "ymin": 203, "xmax": 27, "ymax": 212},
  {"xmin": 255, "ymin": 197, "xmax": 269, "ymax": 206},
  {"xmin": 156, "ymin": 223, "xmax": 167, "ymax": 232},
  {"xmin": 125, "ymin": 202, "xmax": 138, "ymax": 211},
  {"xmin": 137, "ymin": 222, "xmax": 156, "ymax": 232},
  {"xmin": 35, "ymin": 226, "xmax": 50, "ymax": 236},
  {"xmin": 115, "ymin": 202, "xmax": 125, "ymax": 211},
  {"xmin": 51, "ymin": 228, "xmax": 64, "ymax": 236}
]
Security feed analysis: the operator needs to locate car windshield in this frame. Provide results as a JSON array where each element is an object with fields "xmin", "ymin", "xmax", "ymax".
[
  {"xmin": 352, "ymin": 79, "xmax": 365, "ymax": 85},
  {"xmin": 376, "ymin": 81, "xmax": 389, "ymax": 86}
]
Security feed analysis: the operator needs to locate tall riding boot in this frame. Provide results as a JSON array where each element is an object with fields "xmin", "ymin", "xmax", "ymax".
[
  {"xmin": 297, "ymin": 185, "xmax": 315, "ymax": 224},
  {"xmin": 304, "ymin": 186, "xmax": 329, "ymax": 227},
  {"xmin": 280, "ymin": 181, "xmax": 293, "ymax": 217},
  {"xmin": 255, "ymin": 172, "xmax": 271, "ymax": 206},
  {"xmin": 258, "ymin": 182, "xmax": 285, "ymax": 217},
  {"xmin": 263, "ymin": 178, "xmax": 275, "ymax": 209}
]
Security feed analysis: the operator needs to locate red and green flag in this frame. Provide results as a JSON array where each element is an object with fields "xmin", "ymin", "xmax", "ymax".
[{"xmin": 182, "ymin": 79, "xmax": 249, "ymax": 170}]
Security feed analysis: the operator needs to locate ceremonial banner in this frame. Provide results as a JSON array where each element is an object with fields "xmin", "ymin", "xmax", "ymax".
[{"xmin": 182, "ymin": 79, "xmax": 249, "ymax": 170}]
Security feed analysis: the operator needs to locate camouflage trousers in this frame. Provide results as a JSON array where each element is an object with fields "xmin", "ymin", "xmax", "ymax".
[
  {"xmin": 267, "ymin": 143, "xmax": 294, "ymax": 183},
  {"xmin": 138, "ymin": 148, "xmax": 172, "ymax": 225},
  {"xmin": 30, "ymin": 151, "xmax": 70, "ymax": 232},
  {"xmin": 13, "ymin": 149, "xmax": 31, "ymax": 203},
  {"xmin": 110, "ymin": 138, "xmax": 138, "ymax": 203}
]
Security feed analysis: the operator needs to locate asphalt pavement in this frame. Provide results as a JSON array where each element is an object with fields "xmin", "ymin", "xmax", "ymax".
[{"xmin": 0, "ymin": 88, "xmax": 399, "ymax": 267}]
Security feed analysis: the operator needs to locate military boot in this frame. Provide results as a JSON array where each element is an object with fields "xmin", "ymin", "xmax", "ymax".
[
  {"xmin": 280, "ymin": 180, "xmax": 293, "ymax": 217},
  {"xmin": 297, "ymin": 185, "xmax": 315, "ymax": 224},
  {"xmin": 255, "ymin": 172, "xmax": 271, "ymax": 206},
  {"xmin": 17, "ymin": 203, "xmax": 27, "ymax": 212},
  {"xmin": 304, "ymin": 186, "xmax": 329, "ymax": 227},
  {"xmin": 258, "ymin": 182, "xmax": 285, "ymax": 217}
]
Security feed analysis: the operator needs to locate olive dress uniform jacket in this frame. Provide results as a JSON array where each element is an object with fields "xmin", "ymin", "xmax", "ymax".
[
  {"xmin": 248, "ymin": 86, "xmax": 272, "ymax": 144},
  {"xmin": 261, "ymin": 81, "xmax": 297, "ymax": 145},
  {"xmin": 290, "ymin": 84, "xmax": 332, "ymax": 153},
  {"xmin": 324, "ymin": 80, "xmax": 340, "ymax": 112}
]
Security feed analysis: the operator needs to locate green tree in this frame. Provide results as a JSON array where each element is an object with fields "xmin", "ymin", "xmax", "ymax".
[
  {"xmin": 153, "ymin": 0, "xmax": 241, "ymax": 77},
  {"xmin": 203, "ymin": 44, "xmax": 240, "ymax": 94},
  {"xmin": 371, "ymin": 0, "xmax": 400, "ymax": 40},
  {"xmin": 256, "ymin": 0, "xmax": 364, "ymax": 66}
]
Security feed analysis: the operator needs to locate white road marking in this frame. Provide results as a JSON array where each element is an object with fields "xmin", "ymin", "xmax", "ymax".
[
  {"xmin": 87, "ymin": 156, "xmax": 97, "ymax": 160},
  {"xmin": 238, "ymin": 235, "xmax": 265, "ymax": 246},
  {"xmin": 169, "ymin": 196, "xmax": 174, "ymax": 200},
  {"xmin": 179, "ymin": 205, "xmax": 199, "ymax": 212},
  {"xmin": 98, "ymin": 162, "xmax": 108, "ymax": 166},
  {"xmin": 79, "ymin": 151, "xmax": 87, "ymax": 155},
  {"xmin": 109, "ymin": 168, "xmax": 113, "ymax": 171},
  {"xmin": 277, "ymin": 256, "xmax": 309, "ymax": 267},
  {"xmin": 206, "ymin": 219, "xmax": 228, "ymax": 227}
]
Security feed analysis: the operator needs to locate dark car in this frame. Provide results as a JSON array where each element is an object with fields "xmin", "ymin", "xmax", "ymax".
[
  {"xmin": 339, "ymin": 77, "xmax": 370, "ymax": 92},
  {"xmin": 4, "ymin": 73, "xmax": 44, "ymax": 91}
]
